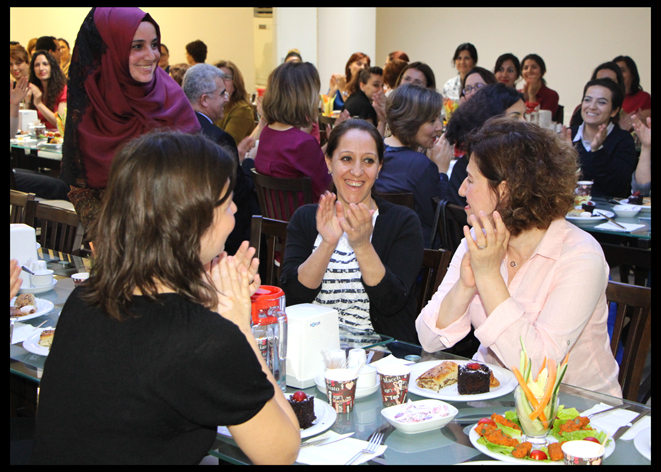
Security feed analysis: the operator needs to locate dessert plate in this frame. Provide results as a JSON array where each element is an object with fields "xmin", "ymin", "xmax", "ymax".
[
  {"xmin": 218, "ymin": 394, "xmax": 337, "ymax": 439},
  {"xmin": 10, "ymin": 297, "xmax": 54, "ymax": 322},
  {"xmin": 408, "ymin": 360, "xmax": 517, "ymax": 402},
  {"xmin": 23, "ymin": 329, "xmax": 52, "ymax": 356}
]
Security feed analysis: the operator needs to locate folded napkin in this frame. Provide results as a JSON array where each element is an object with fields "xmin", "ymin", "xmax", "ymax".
[
  {"xmin": 11, "ymin": 323, "xmax": 49, "ymax": 345},
  {"xmin": 581, "ymin": 403, "xmax": 651, "ymax": 441},
  {"xmin": 370, "ymin": 354, "xmax": 411, "ymax": 370},
  {"xmin": 593, "ymin": 222, "xmax": 646, "ymax": 232},
  {"xmin": 296, "ymin": 431, "xmax": 387, "ymax": 465}
]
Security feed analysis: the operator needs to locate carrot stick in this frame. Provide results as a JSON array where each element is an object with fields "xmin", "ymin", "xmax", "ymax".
[
  {"xmin": 561, "ymin": 351, "xmax": 569, "ymax": 367},
  {"xmin": 534, "ymin": 356, "xmax": 547, "ymax": 382},
  {"xmin": 529, "ymin": 359, "xmax": 557, "ymax": 422},
  {"xmin": 512, "ymin": 366, "xmax": 540, "ymax": 409}
]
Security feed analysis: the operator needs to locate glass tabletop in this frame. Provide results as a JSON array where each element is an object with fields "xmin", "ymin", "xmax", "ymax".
[
  {"xmin": 210, "ymin": 345, "xmax": 651, "ymax": 465},
  {"xmin": 567, "ymin": 197, "xmax": 651, "ymax": 241}
]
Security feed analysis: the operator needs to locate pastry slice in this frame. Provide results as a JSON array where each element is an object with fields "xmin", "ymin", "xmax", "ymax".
[{"xmin": 415, "ymin": 361, "xmax": 458, "ymax": 392}]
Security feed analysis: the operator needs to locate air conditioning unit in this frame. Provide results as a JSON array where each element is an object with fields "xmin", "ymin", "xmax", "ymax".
[{"xmin": 254, "ymin": 7, "xmax": 273, "ymax": 18}]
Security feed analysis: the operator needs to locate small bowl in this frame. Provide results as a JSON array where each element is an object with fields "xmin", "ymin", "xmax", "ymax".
[
  {"xmin": 612, "ymin": 204, "xmax": 641, "ymax": 218},
  {"xmin": 381, "ymin": 399, "xmax": 458, "ymax": 434},
  {"xmin": 71, "ymin": 272, "xmax": 90, "ymax": 286},
  {"xmin": 31, "ymin": 269, "xmax": 54, "ymax": 287}
]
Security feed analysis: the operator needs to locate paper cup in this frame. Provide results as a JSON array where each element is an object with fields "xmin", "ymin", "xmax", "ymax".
[
  {"xmin": 575, "ymin": 181, "xmax": 594, "ymax": 205},
  {"xmin": 71, "ymin": 272, "xmax": 90, "ymax": 286},
  {"xmin": 30, "ymin": 269, "xmax": 53, "ymax": 287},
  {"xmin": 325, "ymin": 368, "xmax": 358, "ymax": 413},
  {"xmin": 378, "ymin": 364, "xmax": 411, "ymax": 407},
  {"xmin": 561, "ymin": 440, "xmax": 605, "ymax": 465}
]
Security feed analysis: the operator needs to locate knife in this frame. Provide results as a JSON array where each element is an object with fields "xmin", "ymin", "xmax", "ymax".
[
  {"xmin": 611, "ymin": 410, "xmax": 649, "ymax": 441},
  {"xmin": 300, "ymin": 432, "xmax": 354, "ymax": 448}
]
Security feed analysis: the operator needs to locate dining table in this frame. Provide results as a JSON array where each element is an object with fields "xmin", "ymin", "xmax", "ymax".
[
  {"xmin": 10, "ymin": 139, "xmax": 62, "ymax": 177},
  {"xmin": 10, "ymin": 249, "xmax": 652, "ymax": 465}
]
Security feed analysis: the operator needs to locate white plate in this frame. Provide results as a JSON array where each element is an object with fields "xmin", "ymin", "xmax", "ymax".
[
  {"xmin": 468, "ymin": 423, "xmax": 615, "ymax": 464},
  {"xmin": 619, "ymin": 198, "xmax": 651, "ymax": 211},
  {"xmin": 566, "ymin": 209, "xmax": 614, "ymax": 224},
  {"xmin": 315, "ymin": 373, "xmax": 380, "ymax": 399},
  {"xmin": 10, "ymin": 297, "xmax": 54, "ymax": 322},
  {"xmin": 218, "ymin": 394, "xmax": 337, "ymax": 440},
  {"xmin": 22, "ymin": 329, "xmax": 52, "ymax": 356},
  {"xmin": 633, "ymin": 426, "xmax": 651, "ymax": 461},
  {"xmin": 408, "ymin": 360, "xmax": 517, "ymax": 402},
  {"xmin": 18, "ymin": 279, "xmax": 57, "ymax": 295}
]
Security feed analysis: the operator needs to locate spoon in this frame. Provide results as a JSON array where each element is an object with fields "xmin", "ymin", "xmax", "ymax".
[{"xmin": 21, "ymin": 265, "xmax": 35, "ymax": 275}]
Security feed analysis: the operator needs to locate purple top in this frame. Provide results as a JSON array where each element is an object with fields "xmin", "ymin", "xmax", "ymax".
[{"xmin": 255, "ymin": 126, "xmax": 331, "ymax": 202}]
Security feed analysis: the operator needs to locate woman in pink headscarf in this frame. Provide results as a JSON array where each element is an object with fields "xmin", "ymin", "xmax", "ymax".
[{"xmin": 61, "ymin": 7, "xmax": 200, "ymax": 228}]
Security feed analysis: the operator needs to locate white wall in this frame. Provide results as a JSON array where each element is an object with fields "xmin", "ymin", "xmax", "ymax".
[{"xmin": 376, "ymin": 7, "xmax": 652, "ymax": 125}]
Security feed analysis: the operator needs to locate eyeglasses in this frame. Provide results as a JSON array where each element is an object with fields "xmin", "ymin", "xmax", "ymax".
[
  {"xmin": 463, "ymin": 82, "xmax": 485, "ymax": 95},
  {"xmin": 222, "ymin": 75, "xmax": 234, "ymax": 81},
  {"xmin": 205, "ymin": 89, "xmax": 229, "ymax": 99}
]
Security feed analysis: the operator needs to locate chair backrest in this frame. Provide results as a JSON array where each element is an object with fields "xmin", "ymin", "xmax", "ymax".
[
  {"xmin": 417, "ymin": 248, "xmax": 453, "ymax": 314},
  {"xmin": 379, "ymin": 192, "xmax": 415, "ymax": 210},
  {"xmin": 318, "ymin": 115, "xmax": 337, "ymax": 146},
  {"xmin": 430, "ymin": 197, "xmax": 468, "ymax": 251},
  {"xmin": 34, "ymin": 202, "xmax": 85, "ymax": 253},
  {"xmin": 10, "ymin": 189, "xmax": 37, "ymax": 225},
  {"xmin": 249, "ymin": 215, "xmax": 289, "ymax": 287},
  {"xmin": 606, "ymin": 280, "xmax": 651, "ymax": 402},
  {"xmin": 251, "ymin": 168, "xmax": 313, "ymax": 221}
]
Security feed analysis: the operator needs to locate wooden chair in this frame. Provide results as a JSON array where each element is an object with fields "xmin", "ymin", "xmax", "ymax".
[
  {"xmin": 10, "ymin": 189, "xmax": 37, "ymax": 225},
  {"xmin": 379, "ymin": 192, "xmax": 415, "ymax": 210},
  {"xmin": 249, "ymin": 215, "xmax": 289, "ymax": 287},
  {"xmin": 318, "ymin": 115, "xmax": 337, "ymax": 146},
  {"xmin": 251, "ymin": 169, "xmax": 313, "ymax": 221},
  {"xmin": 34, "ymin": 202, "xmax": 85, "ymax": 253},
  {"xmin": 417, "ymin": 248, "xmax": 453, "ymax": 314},
  {"xmin": 606, "ymin": 280, "xmax": 651, "ymax": 403},
  {"xmin": 429, "ymin": 197, "xmax": 468, "ymax": 251},
  {"xmin": 600, "ymin": 242, "xmax": 651, "ymax": 287}
]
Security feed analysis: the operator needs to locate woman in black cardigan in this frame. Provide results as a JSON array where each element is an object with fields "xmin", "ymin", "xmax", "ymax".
[
  {"xmin": 280, "ymin": 120, "xmax": 424, "ymax": 345},
  {"xmin": 570, "ymin": 78, "xmax": 638, "ymax": 198}
]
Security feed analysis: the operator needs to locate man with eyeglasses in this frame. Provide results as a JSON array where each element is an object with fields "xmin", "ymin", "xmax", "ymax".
[{"xmin": 183, "ymin": 63, "xmax": 259, "ymax": 256}]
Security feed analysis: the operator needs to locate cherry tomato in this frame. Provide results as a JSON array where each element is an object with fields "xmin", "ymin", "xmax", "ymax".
[
  {"xmin": 477, "ymin": 418, "xmax": 496, "ymax": 427},
  {"xmin": 467, "ymin": 362, "xmax": 482, "ymax": 370},
  {"xmin": 584, "ymin": 437, "xmax": 601, "ymax": 444},
  {"xmin": 529, "ymin": 450, "xmax": 548, "ymax": 461},
  {"xmin": 292, "ymin": 391, "xmax": 307, "ymax": 401}
]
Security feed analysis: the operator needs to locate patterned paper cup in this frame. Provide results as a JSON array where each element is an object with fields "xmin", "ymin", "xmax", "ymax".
[
  {"xmin": 377, "ymin": 364, "xmax": 411, "ymax": 407},
  {"xmin": 561, "ymin": 440, "xmax": 605, "ymax": 465},
  {"xmin": 325, "ymin": 368, "xmax": 358, "ymax": 413}
]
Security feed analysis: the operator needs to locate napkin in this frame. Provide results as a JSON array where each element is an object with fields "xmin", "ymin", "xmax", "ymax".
[
  {"xmin": 370, "ymin": 354, "xmax": 411, "ymax": 370},
  {"xmin": 296, "ymin": 431, "xmax": 387, "ymax": 465},
  {"xmin": 581, "ymin": 403, "xmax": 651, "ymax": 441},
  {"xmin": 11, "ymin": 323, "xmax": 49, "ymax": 345},
  {"xmin": 593, "ymin": 222, "xmax": 646, "ymax": 232}
]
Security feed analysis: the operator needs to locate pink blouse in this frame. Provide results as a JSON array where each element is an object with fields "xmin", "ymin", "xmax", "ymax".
[{"xmin": 415, "ymin": 218, "xmax": 622, "ymax": 397}]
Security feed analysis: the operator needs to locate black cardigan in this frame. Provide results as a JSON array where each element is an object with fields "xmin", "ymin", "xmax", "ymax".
[
  {"xmin": 571, "ymin": 125, "xmax": 638, "ymax": 198},
  {"xmin": 280, "ymin": 198, "xmax": 424, "ymax": 344}
]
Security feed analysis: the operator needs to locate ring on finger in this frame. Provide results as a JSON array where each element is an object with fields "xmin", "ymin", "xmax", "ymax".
[{"xmin": 477, "ymin": 244, "xmax": 487, "ymax": 250}]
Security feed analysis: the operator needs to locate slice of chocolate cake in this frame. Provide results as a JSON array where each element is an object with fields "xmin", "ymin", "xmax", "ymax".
[
  {"xmin": 288, "ymin": 391, "xmax": 316, "ymax": 429},
  {"xmin": 457, "ymin": 362, "xmax": 491, "ymax": 395}
]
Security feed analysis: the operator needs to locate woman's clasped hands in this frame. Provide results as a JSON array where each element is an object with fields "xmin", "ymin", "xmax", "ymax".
[
  {"xmin": 460, "ymin": 210, "xmax": 510, "ymax": 290},
  {"xmin": 316, "ymin": 191, "xmax": 375, "ymax": 250}
]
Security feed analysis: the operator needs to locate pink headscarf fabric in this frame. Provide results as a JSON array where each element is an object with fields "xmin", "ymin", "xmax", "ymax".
[{"xmin": 72, "ymin": 7, "xmax": 200, "ymax": 189}]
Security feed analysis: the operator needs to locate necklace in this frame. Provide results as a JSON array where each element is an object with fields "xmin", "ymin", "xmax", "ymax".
[{"xmin": 509, "ymin": 240, "xmax": 542, "ymax": 268}]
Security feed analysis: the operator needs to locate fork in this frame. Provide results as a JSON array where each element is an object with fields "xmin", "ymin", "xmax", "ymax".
[{"xmin": 344, "ymin": 433, "xmax": 383, "ymax": 466}]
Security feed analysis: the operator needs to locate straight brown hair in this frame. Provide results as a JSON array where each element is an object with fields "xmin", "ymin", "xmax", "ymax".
[{"xmin": 261, "ymin": 61, "xmax": 320, "ymax": 128}]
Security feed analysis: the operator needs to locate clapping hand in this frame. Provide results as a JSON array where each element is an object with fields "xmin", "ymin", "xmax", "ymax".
[
  {"xmin": 337, "ymin": 202, "xmax": 375, "ymax": 250},
  {"xmin": 461, "ymin": 211, "xmax": 510, "ymax": 286},
  {"xmin": 207, "ymin": 252, "xmax": 252, "ymax": 332},
  {"xmin": 10, "ymin": 77, "xmax": 29, "ymax": 107},
  {"xmin": 316, "ymin": 191, "xmax": 343, "ymax": 247},
  {"xmin": 631, "ymin": 114, "xmax": 651, "ymax": 148},
  {"xmin": 427, "ymin": 133, "xmax": 454, "ymax": 174},
  {"xmin": 590, "ymin": 123, "xmax": 609, "ymax": 151},
  {"xmin": 232, "ymin": 240, "xmax": 261, "ymax": 296}
]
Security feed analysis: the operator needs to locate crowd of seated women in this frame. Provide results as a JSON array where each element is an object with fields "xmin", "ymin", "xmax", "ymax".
[{"xmin": 10, "ymin": 8, "xmax": 649, "ymax": 464}]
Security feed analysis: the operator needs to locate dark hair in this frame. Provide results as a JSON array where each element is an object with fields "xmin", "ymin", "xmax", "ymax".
[
  {"xmin": 35, "ymin": 36, "xmax": 58, "ymax": 53},
  {"xmin": 493, "ymin": 53, "xmax": 521, "ymax": 78},
  {"xmin": 186, "ymin": 39, "xmax": 207, "ymax": 63},
  {"xmin": 58, "ymin": 38, "xmax": 70, "ymax": 49},
  {"xmin": 612, "ymin": 55, "xmax": 642, "ymax": 93},
  {"xmin": 521, "ymin": 54, "xmax": 547, "ymax": 83},
  {"xmin": 445, "ymin": 83, "xmax": 523, "ymax": 147},
  {"xmin": 460, "ymin": 66, "xmax": 497, "ymax": 97},
  {"xmin": 452, "ymin": 43, "xmax": 478, "ymax": 65},
  {"xmin": 387, "ymin": 83, "xmax": 442, "ymax": 148},
  {"xmin": 82, "ymin": 130, "xmax": 236, "ymax": 321},
  {"xmin": 169, "ymin": 63, "xmax": 189, "ymax": 86},
  {"xmin": 344, "ymin": 52, "xmax": 371, "ymax": 83},
  {"xmin": 591, "ymin": 62, "xmax": 625, "ymax": 96},
  {"xmin": 582, "ymin": 78, "xmax": 624, "ymax": 125},
  {"xmin": 348, "ymin": 66, "xmax": 383, "ymax": 95},
  {"xmin": 465, "ymin": 116, "xmax": 578, "ymax": 237},
  {"xmin": 395, "ymin": 61, "xmax": 437, "ymax": 90},
  {"xmin": 325, "ymin": 119, "xmax": 384, "ymax": 198},
  {"xmin": 388, "ymin": 51, "xmax": 409, "ymax": 63},
  {"xmin": 160, "ymin": 43, "xmax": 169, "ymax": 55},
  {"xmin": 28, "ymin": 50, "xmax": 68, "ymax": 111}
]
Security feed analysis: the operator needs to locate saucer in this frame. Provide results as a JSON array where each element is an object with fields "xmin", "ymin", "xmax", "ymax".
[{"xmin": 18, "ymin": 279, "xmax": 57, "ymax": 295}]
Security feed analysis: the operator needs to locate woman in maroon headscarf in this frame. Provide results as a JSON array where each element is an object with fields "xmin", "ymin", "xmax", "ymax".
[{"xmin": 61, "ymin": 7, "xmax": 200, "ymax": 228}]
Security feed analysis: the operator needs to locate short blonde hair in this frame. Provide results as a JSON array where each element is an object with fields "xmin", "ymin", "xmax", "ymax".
[{"xmin": 262, "ymin": 62, "xmax": 320, "ymax": 128}]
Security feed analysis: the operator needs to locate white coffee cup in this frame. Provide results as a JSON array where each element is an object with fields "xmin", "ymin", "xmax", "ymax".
[
  {"xmin": 71, "ymin": 272, "xmax": 90, "ymax": 286},
  {"xmin": 31, "ymin": 269, "xmax": 54, "ymax": 287},
  {"xmin": 32, "ymin": 260, "xmax": 47, "ymax": 271},
  {"xmin": 357, "ymin": 364, "xmax": 377, "ymax": 389}
]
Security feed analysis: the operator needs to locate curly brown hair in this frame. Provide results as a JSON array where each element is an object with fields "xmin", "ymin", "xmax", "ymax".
[{"xmin": 464, "ymin": 116, "xmax": 579, "ymax": 237}]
